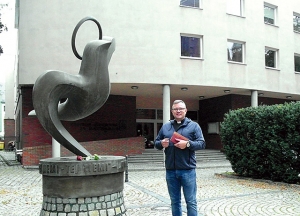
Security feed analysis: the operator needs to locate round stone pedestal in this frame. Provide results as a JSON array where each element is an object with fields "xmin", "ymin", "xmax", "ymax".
[{"xmin": 39, "ymin": 156, "xmax": 127, "ymax": 216}]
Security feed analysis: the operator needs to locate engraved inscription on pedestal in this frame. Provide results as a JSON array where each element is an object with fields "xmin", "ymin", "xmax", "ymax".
[
  {"xmin": 39, "ymin": 156, "xmax": 126, "ymax": 198},
  {"xmin": 39, "ymin": 156, "xmax": 125, "ymax": 176}
]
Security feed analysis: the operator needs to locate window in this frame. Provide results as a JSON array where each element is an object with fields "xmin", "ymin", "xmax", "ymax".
[
  {"xmin": 227, "ymin": 40, "xmax": 245, "ymax": 63},
  {"xmin": 227, "ymin": 0, "xmax": 243, "ymax": 16},
  {"xmin": 180, "ymin": 0, "xmax": 200, "ymax": 8},
  {"xmin": 208, "ymin": 122, "xmax": 220, "ymax": 134},
  {"xmin": 293, "ymin": 13, "xmax": 300, "ymax": 33},
  {"xmin": 265, "ymin": 47, "xmax": 278, "ymax": 68},
  {"xmin": 295, "ymin": 54, "xmax": 300, "ymax": 73},
  {"xmin": 181, "ymin": 34, "xmax": 202, "ymax": 58},
  {"xmin": 264, "ymin": 3, "xmax": 277, "ymax": 25}
]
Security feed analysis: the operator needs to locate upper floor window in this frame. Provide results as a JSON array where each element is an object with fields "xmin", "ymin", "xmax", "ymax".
[
  {"xmin": 181, "ymin": 34, "xmax": 202, "ymax": 58},
  {"xmin": 227, "ymin": 40, "xmax": 245, "ymax": 63},
  {"xmin": 295, "ymin": 54, "xmax": 300, "ymax": 73},
  {"xmin": 293, "ymin": 13, "xmax": 300, "ymax": 33},
  {"xmin": 265, "ymin": 47, "xmax": 278, "ymax": 69},
  {"xmin": 227, "ymin": 0, "xmax": 243, "ymax": 16},
  {"xmin": 180, "ymin": 0, "xmax": 200, "ymax": 8},
  {"xmin": 264, "ymin": 3, "xmax": 277, "ymax": 25}
]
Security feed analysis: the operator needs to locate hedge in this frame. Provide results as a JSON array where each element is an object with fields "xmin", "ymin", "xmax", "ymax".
[{"xmin": 220, "ymin": 102, "xmax": 300, "ymax": 184}]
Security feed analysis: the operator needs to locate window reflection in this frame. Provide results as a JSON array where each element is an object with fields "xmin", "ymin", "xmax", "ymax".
[
  {"xmin": 181, "ymin": 36, "xmax": 201, "ymax": 58},
  {"xmin": 227, "ymin": 0, "xmax": 241, "ymax": 16},
  {"xmin": 295, "ymin": 55, "xmax": 300, "ymax": 72},
  {"xmin": 265, "ymin": 49, "xmax": 276, "ymax": 68},
  {"xmin": 227, "ymin": 41, "xmax": 243, "ymax": 63},
  {"xmin": 180, "ymin": 0, "xmax": 199, "ymax": 8},
  {"xmin": 294, "ymin": 14, "xmax": 300, "ymax": 32},
  {"xmin": 264, "ymin": 6, "xmax": 275, "ymax": 24}
]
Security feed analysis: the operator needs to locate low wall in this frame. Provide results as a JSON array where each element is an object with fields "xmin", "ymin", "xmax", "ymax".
[{"xmin": 22, "ymin": 136, "xmax": 144, "ymax": 167}]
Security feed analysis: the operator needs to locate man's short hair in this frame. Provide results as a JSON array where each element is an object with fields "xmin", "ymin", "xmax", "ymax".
[{"xmin": 172, "ymin": 100, "xmax": 186, "ymax": 107}]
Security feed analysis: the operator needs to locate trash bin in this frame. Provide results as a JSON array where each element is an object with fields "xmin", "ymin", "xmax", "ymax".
[{"xmin": 0, "ymin": 142, "xmax": 4, "ymax": 150}]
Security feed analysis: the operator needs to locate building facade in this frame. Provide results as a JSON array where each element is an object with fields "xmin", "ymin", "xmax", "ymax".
[
  {"xmin": 6, "ymin": 0, "xmax": 300, "ymax": 166},
  {"xmin": 0, "ymin": 83, "xmax": 4, "ymax": 140}
]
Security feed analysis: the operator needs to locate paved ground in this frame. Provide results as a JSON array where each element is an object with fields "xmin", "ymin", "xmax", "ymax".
[{"xmin": 0, "ymin": 151, "xmax": 300, "ymax": 216}]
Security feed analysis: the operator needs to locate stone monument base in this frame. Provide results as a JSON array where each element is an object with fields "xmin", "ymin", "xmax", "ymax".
[
  {"xmin": 39, "ymin": 156, "xmax": 127, "ymax": 216},
  {"xmin": 40, "ymin": 191, "xmax": 126, "ymax": 215}
]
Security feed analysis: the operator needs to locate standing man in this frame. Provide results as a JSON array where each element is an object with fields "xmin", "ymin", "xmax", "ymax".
[{"xmin": 154, "ymin": 100, "xmax": 206, "ymax": 216}]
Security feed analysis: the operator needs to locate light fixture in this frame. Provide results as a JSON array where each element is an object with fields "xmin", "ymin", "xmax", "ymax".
[
  {"xmin": 181, "ymin": 87, "xmax": 188, "ymax": 91},
  {"xmin": 131, "ymin": 86, "xmax": 138, "ymax": 90},
  {"xmin": 258, "ymin": 93, "xmax": 264, "ymax": 96},
  {"xmin": 286, "ymin": 96, "xmax": 292, "ymax": 99},
  {"xmin": 199, "ymin": 96, "xmax": 205, "ymax": 99},
  {"xmin": 224, "ymin": 90, "xmax": 230, "ymax": 93}
]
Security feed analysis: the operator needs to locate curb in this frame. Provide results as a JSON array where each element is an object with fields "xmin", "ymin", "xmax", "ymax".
[
  {"xmin": 215, "ymin": 173, "xmax": 300, "ymax": 188},
  {"xmin": 0, "ymin": 153, "xmax": 21, "ymax": 166}
]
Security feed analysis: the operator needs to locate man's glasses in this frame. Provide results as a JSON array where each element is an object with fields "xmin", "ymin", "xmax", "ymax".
[{"xmin": 171, "ymin": 108, "xmax": 186, "ymax": 111}]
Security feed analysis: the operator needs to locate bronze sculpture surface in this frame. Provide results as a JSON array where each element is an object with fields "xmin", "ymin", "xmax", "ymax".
[{"xmin": 32, "ymin": 17, "xmax": 115, "ymax": 156}]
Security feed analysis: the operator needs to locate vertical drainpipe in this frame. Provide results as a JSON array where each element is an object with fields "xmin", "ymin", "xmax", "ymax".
[{"xmin": 251, "ymin": 90, "xmax": 258, "ymax": 107}]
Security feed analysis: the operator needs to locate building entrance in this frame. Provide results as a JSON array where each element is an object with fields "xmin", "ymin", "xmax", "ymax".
[
  {"xmin": 136, "ymin": 108, "xmax": 163, "ymax": 148},
  {"xmin": 136, "ymin": 108, "xmax": 198, "ymax": 148}
]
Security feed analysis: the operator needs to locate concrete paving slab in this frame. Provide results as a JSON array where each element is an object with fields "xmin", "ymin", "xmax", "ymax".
[{"xmin": 0, "ymin": 151, "xmax": 299, "ymax": 216}]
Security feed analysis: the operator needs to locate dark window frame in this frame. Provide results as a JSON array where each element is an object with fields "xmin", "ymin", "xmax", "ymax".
[
  {"xmin": 180, "ymin": 0, "xmax": 200, "ymax": 8},
  {"xmin": 265, "ymin": 48, "xmax": 277, "ymax": 68},
  {"xmin": 293, "ymin": 13, "xmax": 300, "ymax": 33},
  {"xmin": 227, "ymin": 40, "xmax": 244, "ymax": 63},
  {"xmin": 295, "ymin": 54, "xmax": 300, "ymax": 73},
  {"xmin": 264, "ymin": 4, "xmax": 276, "ymax": 25},
  {"xmin": 181, "ymin": 35, "xmax": 202, "ymax": 58}
]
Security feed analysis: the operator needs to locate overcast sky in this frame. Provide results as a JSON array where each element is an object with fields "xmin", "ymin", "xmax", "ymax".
[{"xmin": 0, "ymin": 0, "xmax": 17, "ymax": 86}]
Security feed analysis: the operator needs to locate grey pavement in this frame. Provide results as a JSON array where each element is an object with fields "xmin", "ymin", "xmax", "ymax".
[{"xmin": 0, "ymin": 151, "xmax": 300, "ymax": 216}]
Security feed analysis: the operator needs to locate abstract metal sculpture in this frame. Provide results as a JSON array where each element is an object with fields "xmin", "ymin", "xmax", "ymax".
[{"xmin": 32, "ymin": 17, "xmax": 115, "ymax": 157}]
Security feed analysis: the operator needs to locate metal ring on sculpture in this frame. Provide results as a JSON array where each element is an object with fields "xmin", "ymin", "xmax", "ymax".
[{"xmin": 71, "ymin": 17, "xmax": 103, "ymax": 60}]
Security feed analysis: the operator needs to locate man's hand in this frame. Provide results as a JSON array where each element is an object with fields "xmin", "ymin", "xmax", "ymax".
[
  {"xmin": 174, "ymin": 139, "xmax": 188, "ymax": 149},
  {"xmin": 161, "ymin": 138, "xmax": 170, "ymax": 148}
]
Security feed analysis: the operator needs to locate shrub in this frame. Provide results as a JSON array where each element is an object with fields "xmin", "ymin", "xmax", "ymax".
[{"xmin": 220, "ymin": 102, "xmax": 300, "ymax": 184}]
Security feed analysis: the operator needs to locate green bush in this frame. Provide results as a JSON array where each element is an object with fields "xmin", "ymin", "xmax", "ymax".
[{"xmin": 220, "ymin": 102, "xmax": 300, "ymax": 184}]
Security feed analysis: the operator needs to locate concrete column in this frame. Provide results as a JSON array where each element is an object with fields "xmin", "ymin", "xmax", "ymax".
[
  {"xmin": 29, "ymin": 109, "xmax": 61, "ymax": 158},
  {"xmin": 52, "ymin": 138, "xmax": 61, "ymax": 158},
  {"xmin": 162, "ymin": 85, "xmax": 170, "ymax": 166},
  {"xmin": 251, "ymin": 90, "xmax": 258, "ymax": 107},
  {"xmin": 163, "ymin": 85, "xmax": 170, "ymax": 124}
]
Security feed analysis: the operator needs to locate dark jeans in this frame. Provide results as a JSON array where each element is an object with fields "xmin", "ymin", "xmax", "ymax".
[{"xmin": 166, "ymin": 169, "xmax": 198, "ymax": 216}]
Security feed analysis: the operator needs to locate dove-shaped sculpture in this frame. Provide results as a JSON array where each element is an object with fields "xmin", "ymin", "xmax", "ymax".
[{"xmin": 32, "ymin": 17, "xmax": 115, "ymax": 157}]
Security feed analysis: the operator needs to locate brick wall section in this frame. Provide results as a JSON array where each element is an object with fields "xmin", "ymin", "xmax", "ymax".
[
  {"xmin": 19, "ymin": 86, "xmax": 144, "ymax": 166},
  {"xmin": 20, "ymin": 86, "xmax": 138, "ymax": 166},
  {"xmin": 22, "ymin": 136, "xmax": 144, "ymax": 167},
  {"xmin": 62, "ymin": 95, "xmax": 136, "ymax": 142},
  {"xmin": 4, "ymin": 119, "xmax": 15, "ymax": 149},
  {"xmin": 199, "ymin": 94, "xmax": 292, "ymax": 150},
  {"xmin": 22, "ymin": 145, "xmax": 52, "ymax": 167},
  {"xmin": 21, "ymin": 86, "xmax": 136, "ymax": 147},
  {"xmin": 62, "ymin": 136, "xmax": 145, "ymax": 157},
  {"xmin": 22, "ymin": 87, "xmax": 52, "ymax": 148}
]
